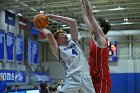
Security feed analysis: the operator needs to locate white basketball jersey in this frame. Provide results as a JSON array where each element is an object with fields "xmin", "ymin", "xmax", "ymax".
[{"xmin": 58, "ymin": 40, "xmax": 90, "ymax": 76}]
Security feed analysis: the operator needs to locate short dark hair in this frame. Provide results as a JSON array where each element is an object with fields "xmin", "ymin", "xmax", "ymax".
[{"xmin": 97, "ymin": 17, "xmax": 111, "ymax": 35}]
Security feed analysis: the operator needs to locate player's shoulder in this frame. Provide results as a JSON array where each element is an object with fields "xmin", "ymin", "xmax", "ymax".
[{"xmin": 92, "ymin": 36, "xmax": 107, "ymax": 48}]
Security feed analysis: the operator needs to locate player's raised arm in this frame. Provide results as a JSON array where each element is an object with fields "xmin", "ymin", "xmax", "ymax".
[
  {"xmin": 81, "ymin": 0, "xmax": 106, "ymax": 47},
  {"xmin": 46, "ymin": 14, "xmax": 78, "ymax": 42},
  {"xmin": 33, "ymin": 13, "xmax": 59, "ymax": 59},
  {"xmin": 40, "ymin": 29, "xmax": 59, "ymax": 59}
]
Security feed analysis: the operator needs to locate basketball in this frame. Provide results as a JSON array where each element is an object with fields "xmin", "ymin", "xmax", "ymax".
[{"xmin": 33, "ymin": 13, "xmax": 49, "ymax": 29}]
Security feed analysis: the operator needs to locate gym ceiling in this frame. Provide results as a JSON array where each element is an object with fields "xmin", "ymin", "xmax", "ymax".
[{"xmin": 0, "ymin": 0, "xmax": 140, "ymax": 34}]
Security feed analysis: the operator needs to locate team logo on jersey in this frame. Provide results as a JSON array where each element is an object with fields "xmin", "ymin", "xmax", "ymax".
[
  {"xmin": 63, "ymin": 44, "xmax": 78, "ymax": 56},
  {"xmin": 63, "ymin": 44, "xmax": 76, "ymax": 51},
  {"xmin": 63, "ymin": 48, "xmax": 67, "ymax": 51},
  {"xmin": 72, "ymin": 49, "xmax": 78, "ymax": 56}
]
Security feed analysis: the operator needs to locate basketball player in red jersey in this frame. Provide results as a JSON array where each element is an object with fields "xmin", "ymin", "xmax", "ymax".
[{"xmin": 80, "ymin": 0, "xmax": 112, "ymax": 93}]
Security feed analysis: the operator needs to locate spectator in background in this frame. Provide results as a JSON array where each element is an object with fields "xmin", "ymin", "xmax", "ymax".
[
  {"xmin": 11, "ymin": 85, "xmax": 20, "ymax": 92},
  {"xmin": 7, "ymin": 85, "xmax": 13, "ymax": 90},
  {"xmin": 34, "ymin": 83, "xmax": 39, "ymax": 90},
  {"xmin": 40, "ymin": 81, "xmax": 50, "ymax": 93},
  {"xmin": 15, "ymin": 85, "xmax": 20, "ymax": 91},
  {"xmin": 0, "ymin": 75, "xmax": 7, "ymax": 93},
  {"xmin": 15, "ymin": 85, "xmax": 20, "ymax": 89},
  {"xmin": 57, "ymin": 80, "xmax": 64, "ymax": 92},
  {"xmin": 49, "ymin": 85, "xmax": 57, "ymax": 93}
]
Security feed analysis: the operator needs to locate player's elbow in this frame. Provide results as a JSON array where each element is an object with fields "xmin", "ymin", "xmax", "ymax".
[{"xmin": 70, "ymin": 19, "xmax": 77, "ymax": 24}]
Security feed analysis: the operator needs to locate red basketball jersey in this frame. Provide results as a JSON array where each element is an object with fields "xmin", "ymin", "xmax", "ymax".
[{"xmin": 88, "ymin": 38, "xmax": 111, "ymax": 85}]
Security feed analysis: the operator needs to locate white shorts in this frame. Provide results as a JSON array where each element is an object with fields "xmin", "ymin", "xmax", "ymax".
[{"xmin": 59, "ymin": 75, "xmax": 96, "ymax": 93}]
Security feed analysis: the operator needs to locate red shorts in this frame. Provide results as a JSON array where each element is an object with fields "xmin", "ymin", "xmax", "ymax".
[{"xmin": 91, "ymin": 75, "xmax": 111, "ymax": 93}]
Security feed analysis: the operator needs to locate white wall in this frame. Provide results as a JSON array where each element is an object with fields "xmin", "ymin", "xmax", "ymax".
[
  {"xmin": 109, "ymin": 59, "xmax": 136, "ymax": 73},
  {"xmin": 134, "ymin": 59, "xmax": 140, "ymax": 73},
  {"xmin": 42, "ymin": 61, "xmax": 65, "ymax": 80}
]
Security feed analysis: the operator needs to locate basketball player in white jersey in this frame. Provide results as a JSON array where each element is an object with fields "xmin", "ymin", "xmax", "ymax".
[{"xmin": 37, "ymin": 13, "xmax": 96, "ymax": 93}]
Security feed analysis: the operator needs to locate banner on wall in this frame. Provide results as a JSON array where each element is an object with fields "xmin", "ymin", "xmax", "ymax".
[
  {"xmin": 16, "ymin": 35, "xmax": 23, "ymax": 63},
  {"xmin": 30, "ymin": 22, "xmax": 39, "ymax": 35},
  {"xmin": 30, "ymin": 72, "xmax": 51, "ymax": 82},
  {"xmin": 6, "ymin": 32, "xmax": 14, "ymax": 61},
  {"xmin": 28, "ymin": 39, "xmax": 38, "ymax": 64},
  {"xmin": 0, "ymin": 70, "xmax": 26, "ymax": 83},
  {"xmin": 108, "ymin": 41, "xmax": 118, "ymax": 62},
  {"xmin": 32, "ymin": 42, "xmax": 38, "ymax": 64},
  {"xmin": 28, "ymin": 39, "xmax": 33, "ymax": 64},
  {"xmin": 19, "ymin": 16, "xmax": 28, "ymax": 30},
  {"xmin": 5, "ymin": 11, "xmax": 16, "ymax": 26},
  {"xmin": 0, "ymin": 30, "xmax": 5, "ymax": 61}
]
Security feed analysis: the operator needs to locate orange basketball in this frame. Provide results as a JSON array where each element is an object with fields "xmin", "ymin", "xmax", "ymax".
[{"xmin": 33, "ymin": 13, "xmax": 49, "ymax": 29}]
